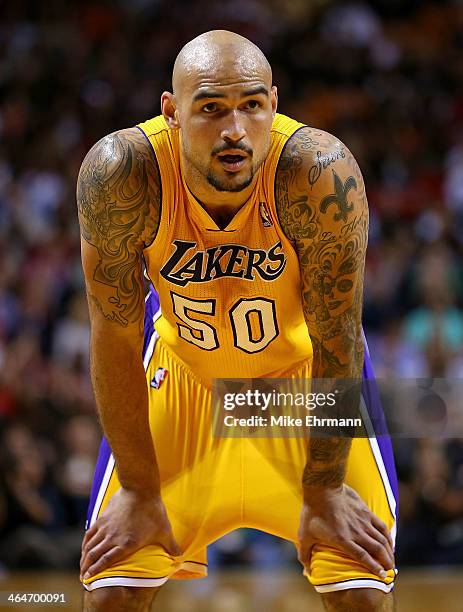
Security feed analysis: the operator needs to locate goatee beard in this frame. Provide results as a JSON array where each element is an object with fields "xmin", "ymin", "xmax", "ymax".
[{"xmin": 206, "ymin": 171, "xmax": 254, "ymax": 192}]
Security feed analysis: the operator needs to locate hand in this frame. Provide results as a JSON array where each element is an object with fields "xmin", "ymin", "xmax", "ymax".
[
  {"xmin": 298, "ymin": 484, "xmax": 394, "ymax": 579},
  {"xmin": 80, "ymin": 488, "xmax": 181, "ymax": 580}
]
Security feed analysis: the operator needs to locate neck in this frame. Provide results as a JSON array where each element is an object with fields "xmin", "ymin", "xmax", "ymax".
[{"xmin": 181, "ymin": 157, "xmax": 258, "ymax": 228}]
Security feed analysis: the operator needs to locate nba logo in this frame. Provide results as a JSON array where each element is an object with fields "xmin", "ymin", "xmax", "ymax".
[
  {"xmin": 151, "ymin": 367, "xmax": 168, "ymax": 389},
  {"xmin": 259, "ymin": 202, "xmax": 273, "ymax": 227}
]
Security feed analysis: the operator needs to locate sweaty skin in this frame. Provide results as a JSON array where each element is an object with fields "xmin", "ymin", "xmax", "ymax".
[{"xmin": 79, "ymin": 30, "xmax": 394, "ymax": 612}]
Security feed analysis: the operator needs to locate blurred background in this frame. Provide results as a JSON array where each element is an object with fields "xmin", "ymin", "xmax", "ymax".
[{"xmin": 0, "ymin": 0, "xmax": 462, "ymax": 608}]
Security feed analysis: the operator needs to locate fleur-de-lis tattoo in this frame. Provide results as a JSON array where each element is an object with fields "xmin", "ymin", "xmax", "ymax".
[{"xmin": 320, "ymin": 170, "xmax": 357, "ymax": 222}]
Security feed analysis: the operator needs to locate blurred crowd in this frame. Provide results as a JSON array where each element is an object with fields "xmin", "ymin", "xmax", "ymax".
[{"xmin": 1, "ymin": 0, "xmax": 463, "ymax": 572}]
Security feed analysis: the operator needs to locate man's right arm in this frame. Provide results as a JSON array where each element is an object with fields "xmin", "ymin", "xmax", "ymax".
[
  {"xmin": 77, "ymin": 127, "xmax": 161, "ymax": 495},
  {"xmin": 77, "ymin": 128, "xmax": 180, "ymax": 580}
]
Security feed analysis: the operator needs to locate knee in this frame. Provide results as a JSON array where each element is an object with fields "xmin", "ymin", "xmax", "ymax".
[
  {"xmin": 321, "ymin": 588, "xmax": 393, "ymax": 612},
  {"xmin": 83, "ymin": 586, "xmax": 157, "ymax": 612}
]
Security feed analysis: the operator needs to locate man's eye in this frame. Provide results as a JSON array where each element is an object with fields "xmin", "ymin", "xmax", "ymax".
[
  {"xmin": 246, "ymin": 100, "xmax": 260, "ymax": 110},
  {"xmin": 202, "ymin": 103, "xmax": 218, "ymax": 113}
]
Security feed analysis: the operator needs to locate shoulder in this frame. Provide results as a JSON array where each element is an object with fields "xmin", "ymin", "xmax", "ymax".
[
  {"xmin": 77, "ymin": 127, "xmax": 161, "ymax": 248},
  {"xmin": 277, "ymin": 125, "xmax": 356, "ymax": 184},
  {"xmin": 275, "ymin": 125, "xmax": 367, "ymax": 241},
  {"xmin": 78, "ymin": 127, "xmax": 160, "ymax": 188}
]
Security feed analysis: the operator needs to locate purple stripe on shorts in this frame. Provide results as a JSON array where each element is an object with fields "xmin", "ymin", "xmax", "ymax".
[
  {"xmin": 143, "ymin": 285, "xmax": 160, "ymax": 358},
  {"xmin": 362, "ymin": 338, "xmax": 399, "ymax": 510},
  {"xmin": 85, "ymin": 436, "xmax": 112, "ymax": 529}
]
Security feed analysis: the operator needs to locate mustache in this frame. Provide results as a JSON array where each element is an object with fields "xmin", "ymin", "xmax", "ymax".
[{"xmin": 212, "ymin": 143, "xmax": 253, "ymax": 156}]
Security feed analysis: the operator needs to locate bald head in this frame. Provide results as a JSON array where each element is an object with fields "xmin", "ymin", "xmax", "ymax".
[
  {"xmin": 162, "ymin": 30, "xmax": 277, "ymax": 196},
  {"xmin": 172, "ymin": 30, "xmax": 272, "ymax": 97}
]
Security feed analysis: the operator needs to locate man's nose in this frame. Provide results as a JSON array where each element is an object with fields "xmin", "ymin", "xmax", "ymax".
[{"xmin": 220, "ymin": 110, "xmax": 246, "ymax": 143}]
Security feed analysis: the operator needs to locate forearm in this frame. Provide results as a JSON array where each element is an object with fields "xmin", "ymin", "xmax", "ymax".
[
  {"xmin": 303, "ymin": 437, "xmax": 351, "ymax": 492},
  {"xmin": 90, "ymin": 323, "xmax": 159, "ymax": 497},
  {"xmin": 76, "ymin": 128, "xmax": 163, "ymax": 499},
  {"xmin": 303, "ymin": 335, "xmax": 363, "ymax": 494}
]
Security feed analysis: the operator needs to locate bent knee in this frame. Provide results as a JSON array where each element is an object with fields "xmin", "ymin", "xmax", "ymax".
[
  {"xmin": 321, "ymin": 588, "xmax": 393, "ymax": 612},
  {"xmin": 83, "ymin": 585, "xmax": 159, "ymax": 612}
]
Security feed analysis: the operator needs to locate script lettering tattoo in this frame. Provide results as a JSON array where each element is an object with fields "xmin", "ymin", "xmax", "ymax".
[
  {"xmin": 308, "ymin": 148, "xmax": 346, "ymax": 187},
  {"xmin": 77, "ymin": 129, "xmax": 161, "ymax": 327},
  {"xmin": 275, "ymin": 127, "xmax": 368, "ymax": 488}
]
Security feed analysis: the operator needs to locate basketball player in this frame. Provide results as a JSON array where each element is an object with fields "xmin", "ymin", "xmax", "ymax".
[{"xmin": 77, "ymin": 31, "xmax": 398, "ymax": 611}]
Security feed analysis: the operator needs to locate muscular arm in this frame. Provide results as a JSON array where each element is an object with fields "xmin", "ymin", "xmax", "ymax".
[
  {"xmin": 77, "ymin": 127, "xmax": 161, "ymax": 495},
  {"xmin": 275, "ymin": 127, "xmax": 368, "ymax": 492}
]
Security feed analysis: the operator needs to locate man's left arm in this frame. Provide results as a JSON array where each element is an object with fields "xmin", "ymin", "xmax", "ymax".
[{"xmin": 275, "ymin": 127, "xmax": 394, "ymax": 577}]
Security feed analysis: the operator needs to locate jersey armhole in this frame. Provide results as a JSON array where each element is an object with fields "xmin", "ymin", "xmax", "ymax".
[
  {"xmin": 272, "ymin": 124, "xmax": 308, "ymax": 239},
  {"xmin": 135, "ymin": 125, "xmax": 163, "ymax": 251}
]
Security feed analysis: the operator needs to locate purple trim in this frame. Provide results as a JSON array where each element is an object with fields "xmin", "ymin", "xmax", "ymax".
[
  {"xmin": 143, "ymin": 285, "xmax": 160, "ymax": 358},
  {"xmin": 85, "ymin": 436, "xmax": 112, "ymax": 529},
  {"xmin": 362, "ymin": 336, "xmax": 399, "ymax": 511}
]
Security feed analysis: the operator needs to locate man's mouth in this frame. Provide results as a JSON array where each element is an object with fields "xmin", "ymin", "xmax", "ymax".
[{"xmin": 217, "ymin": 151, "xmax": 249, "ymax": 173}]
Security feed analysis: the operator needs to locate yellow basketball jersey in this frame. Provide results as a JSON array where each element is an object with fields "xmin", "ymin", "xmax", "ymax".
[{"xmin": 137, "ymin": 113, "xmax": 313, "ymax": 383}]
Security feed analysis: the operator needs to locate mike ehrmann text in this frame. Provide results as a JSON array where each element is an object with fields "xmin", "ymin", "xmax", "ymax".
[{"xmin": 223, "ymin": 415, "xmax": 362, "ymax": 428}]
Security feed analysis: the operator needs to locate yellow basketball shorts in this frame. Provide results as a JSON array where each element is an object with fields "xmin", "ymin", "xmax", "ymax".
[{"xmin": 83, "ymin": 331, "xmax": 398, "ymax": 594}]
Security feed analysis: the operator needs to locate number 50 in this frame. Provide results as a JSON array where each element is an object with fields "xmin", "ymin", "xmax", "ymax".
[{"xmin": 171, "ymin": 292, "xmax": 279, "ymax": 353}]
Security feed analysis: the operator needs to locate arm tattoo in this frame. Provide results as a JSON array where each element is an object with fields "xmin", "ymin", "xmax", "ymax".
[
  {"xmin": 308, "ymin": 148, "xmax": 346, "ymax": 187},
  {"xmin": 302, "ymin": 437, "xmax": 351, "ymax": 488},
  {"xmin": 275, "ymin": 127, "xmax": 368, "ymax": 488},
  {"xmin": 319, "ymin": 170, "xmax": 356, "ymax": 222},
  {"xmin": 77, "ymin": 129, "xmax": 161, "ymax": 327}
]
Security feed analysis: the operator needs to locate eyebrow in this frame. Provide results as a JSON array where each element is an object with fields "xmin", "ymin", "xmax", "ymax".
[{"xmin": 192, "ymin": 85, "xmax": 269, "ymax": 103}]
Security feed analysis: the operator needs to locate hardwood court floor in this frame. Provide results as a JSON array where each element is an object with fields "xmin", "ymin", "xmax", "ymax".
[{"xmin": 0, "ymin": 569, "xmax": 461, "ymax": 611}]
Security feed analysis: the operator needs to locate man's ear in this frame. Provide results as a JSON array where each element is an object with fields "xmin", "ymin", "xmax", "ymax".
[
  {"xmin": 271, "ymin": 85, "xmax": 278, "ymax": 118},
  {"xmin": 161, "ymin": 92, "xmax": 180, "ymax": 128}
]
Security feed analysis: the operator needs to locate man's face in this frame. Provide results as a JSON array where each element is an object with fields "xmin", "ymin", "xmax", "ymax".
[{"xmin": 172, "ymin": 65, "xmax": 277, "ymax": 193}]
